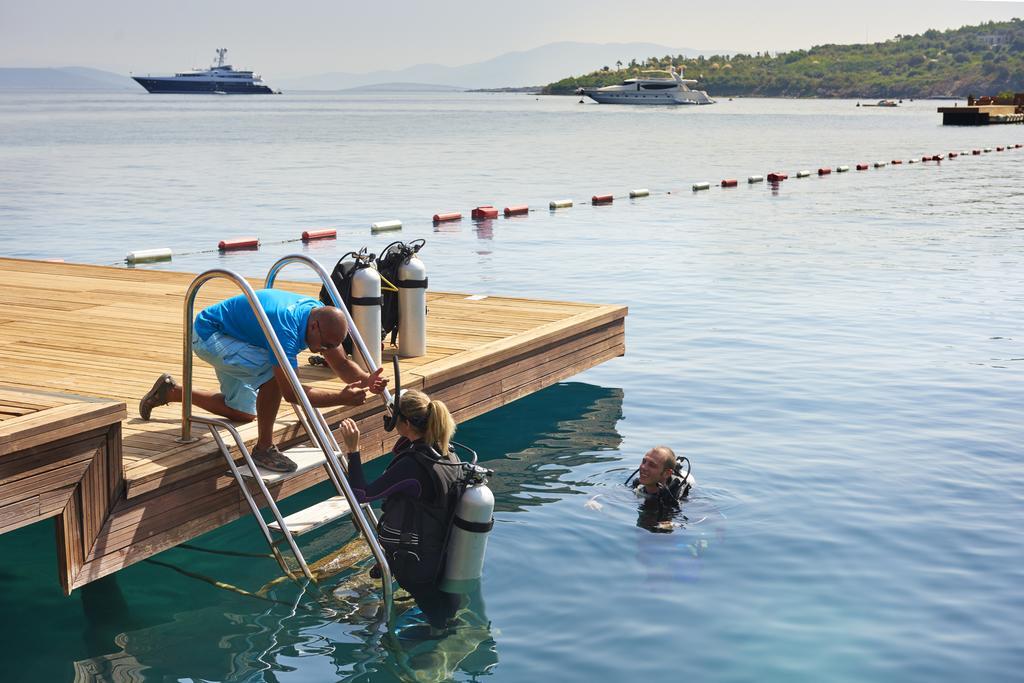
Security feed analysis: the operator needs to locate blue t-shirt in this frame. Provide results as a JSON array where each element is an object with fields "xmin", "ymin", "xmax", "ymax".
[{"xmin": 193, "ymin": 289, "xmax": 321, "ymax": 368}]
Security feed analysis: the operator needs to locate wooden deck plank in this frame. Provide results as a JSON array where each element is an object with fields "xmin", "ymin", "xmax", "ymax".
[{"xmin": 0, "ymin": 257, "xmax": 626, "ymax": 590}]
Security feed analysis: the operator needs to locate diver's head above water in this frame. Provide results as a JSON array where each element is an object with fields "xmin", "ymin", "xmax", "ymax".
[
  {"xmin": 637, "ymin": 446, "xmax": 677, "ymax": 494},
  {"xmin": 395, "ymin": 389, "xmax": 456, "ymax": 455},
  {"xmin": 629, "ymin": 445, "xmax": 693, "ymax": 524}
]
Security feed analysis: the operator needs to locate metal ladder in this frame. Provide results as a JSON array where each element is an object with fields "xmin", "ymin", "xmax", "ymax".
[{"xmin": 178, "ymin": 254, "xmax": 395, "ymax": 628}]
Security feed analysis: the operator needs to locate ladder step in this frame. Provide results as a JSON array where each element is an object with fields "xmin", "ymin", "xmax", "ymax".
[
  {"xmin": 237, "ymin": 446, "xmax": 338, "ymax": 483},
  {"xmin": 268, "ymin": 496, "xmax": 352, "ymax": 536}
]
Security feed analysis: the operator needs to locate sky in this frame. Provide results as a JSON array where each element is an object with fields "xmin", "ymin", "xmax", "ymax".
[{"xmin": 1, "ymin": 0, "xmax": 1021, "ymax": 77}]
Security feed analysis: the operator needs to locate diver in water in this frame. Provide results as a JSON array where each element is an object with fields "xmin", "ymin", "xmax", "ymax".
[
  {"xmin": 340, "ymin": 389, "xmax": 462, "ymax": 630},
  {"xmin": 626, "ymin": 446, "xmax": 693, "ymax": 531}
]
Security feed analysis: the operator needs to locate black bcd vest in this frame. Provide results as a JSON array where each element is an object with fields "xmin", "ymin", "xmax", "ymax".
[{"xmin": 377, "ymin": 439, "xmax": 463, "ymax": 585}]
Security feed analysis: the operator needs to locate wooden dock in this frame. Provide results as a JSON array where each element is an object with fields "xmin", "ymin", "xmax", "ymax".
[
  {"xmin": 0, "ymin": 257, "xmax": 625, "ymax": 592},
  {"xmin": 937, "ymin": 103, "xmax": 1024, "ymax": 125}
]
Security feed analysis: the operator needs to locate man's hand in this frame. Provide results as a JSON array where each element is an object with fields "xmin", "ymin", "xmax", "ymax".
[
  {"xmin": 350, "ymin": 366, "xmax": 388, "ymax": 395},
  {"xmin": 340, "ymin": 385, "xmax": 368, "ymax": 406}
]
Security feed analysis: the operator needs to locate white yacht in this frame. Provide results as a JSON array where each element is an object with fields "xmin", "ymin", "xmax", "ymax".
[
  {"xmin": 133, "ymin": 48, "xmax": 277, "ymax": 94},
  {"xmin": 580, "ymin": 68, "xmax": 713, "ymax": 105}
]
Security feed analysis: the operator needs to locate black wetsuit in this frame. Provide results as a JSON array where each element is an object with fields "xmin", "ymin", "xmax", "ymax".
[
  {"xmin": 633, "ymin": 473, "xmax": 691, "ymax": 532},
  {"xmin": 347, "ymin": 438, "xmax": 435, "ymax": 505},
  {"xmin": 347, "ymin": 437, "xmax": 461, "ymax": 628}
]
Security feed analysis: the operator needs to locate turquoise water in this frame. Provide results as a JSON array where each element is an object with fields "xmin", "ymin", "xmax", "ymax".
[{"xmin": 1, "ymin": 93, "xmax": 1023, "ymax": 682}]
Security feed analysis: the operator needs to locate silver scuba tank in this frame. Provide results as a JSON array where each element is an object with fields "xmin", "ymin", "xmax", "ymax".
[
  {"xmin": 442, "ymin": 464, "xmax": 494, "ymax": 594},
  {"xmin": 397, "ymin": 253, "xmax": 427, "ymax": 357},
  {"xmin": 350, "ymin": 263, "xmax": 382, "ymax": 370}
]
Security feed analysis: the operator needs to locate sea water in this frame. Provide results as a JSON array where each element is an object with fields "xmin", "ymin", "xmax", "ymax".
[{"xmin": 0, "ymin": 92, "xmax": 1022, "ymax": 682}]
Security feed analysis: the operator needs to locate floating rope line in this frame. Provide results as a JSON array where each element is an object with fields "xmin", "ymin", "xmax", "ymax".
[{"xmin": 104, "ymin": 143, "xmax": 1021, "ymax": 268}]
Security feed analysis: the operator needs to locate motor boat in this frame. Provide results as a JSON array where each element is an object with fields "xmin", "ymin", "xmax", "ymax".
[
  {"xmin": 579, "ymin": 68, "xmax": 713, "ymax": 105},
  {"xmin": 133, "ymin": 49, "xmax": 277, "ymax": 94}
]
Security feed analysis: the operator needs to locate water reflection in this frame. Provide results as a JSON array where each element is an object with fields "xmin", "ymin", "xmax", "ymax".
[
  {"xmin": 463, "ymin": 384, "xmax": 623, "ymax": 514},
  {"xmin": 72, "ymin": 381, "xmax": 624, "ymax": 682},
  {"xmin": 472, "ymin": 218, "xmax": 493, "ymax": 240}
]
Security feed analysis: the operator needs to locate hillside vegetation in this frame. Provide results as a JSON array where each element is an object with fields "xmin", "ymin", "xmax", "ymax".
[{"xmin": 544, "ymin": 19, "xmax": 1024, "ymax": 98}]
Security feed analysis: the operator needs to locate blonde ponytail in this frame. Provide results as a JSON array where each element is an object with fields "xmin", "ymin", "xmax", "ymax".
[
  {"xmin": 425, "ymin": 399, "xmax": 456, "ymax": 457},
  {"xmin": 399, "ymin": 390, "xmax": 456, "ymax": 456}
]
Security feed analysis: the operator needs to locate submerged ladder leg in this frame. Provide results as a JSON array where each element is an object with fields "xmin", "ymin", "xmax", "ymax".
[
  {"xmin": 264, "ymin": 255, "xmax": 397, "ymax": 625},
  {"xmin": 284, "ymin": 400, "xmax": 394, "ymax": 625},
  {"xmin": 202, "ymin": 419, "xmax": 315, "ymax": 581}
]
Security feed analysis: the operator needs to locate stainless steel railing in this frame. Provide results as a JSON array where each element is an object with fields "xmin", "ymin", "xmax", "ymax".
[{"xmin": 178, "ymin": 263, "xmax": 394, "ymax": 628}]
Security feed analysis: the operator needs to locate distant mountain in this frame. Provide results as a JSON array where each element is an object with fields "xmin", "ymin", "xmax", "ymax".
[
  {"xmin": 278, "ymin": 41, "xmax": 720, "ymax": 91},
  {"xmin": 339, "ymin": 82, "xmax": 465, "ymax": 93},
  {"xmin": 0, "ymin": 66, "xmax": 134, "ymax": 91}
]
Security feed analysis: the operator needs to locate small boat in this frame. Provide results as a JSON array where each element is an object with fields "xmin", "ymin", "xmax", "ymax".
[
  {"xmin": 579, "ymin": 67, "xmax": 713, "ymax": 105},
  {"xmin": 133, "ymin": 48, "xmax": 278, "ymax": 94},
  {"xmin": 859, "ymin": 99, "xmax": 899, "ymax": 108}
]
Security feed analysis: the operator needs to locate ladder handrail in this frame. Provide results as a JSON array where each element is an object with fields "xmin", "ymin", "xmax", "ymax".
[
  {"xmin": 289, "ymin": 399, "xmax": 383, "ymax": 529},
  {"xmin": 180, "ymin": 269, "xmax": 292, "ymax": 442},
  {"xmin": 178, "ymin": 267, "xmax": 394, "ymax": 627},
  {"xmin": 266, "ymin": 254, "xmax": 389, "ymax": 530},
  {"xmin": 264, "ymin": 254, "xmax": 394, "ymax": 406},
  {"xmin": 261, "ymin": 255, "xmax": 395, "ymax": 591},
  {"xmin": 197, "ymin": 415, "xmax": 314, "ymax": 581}
]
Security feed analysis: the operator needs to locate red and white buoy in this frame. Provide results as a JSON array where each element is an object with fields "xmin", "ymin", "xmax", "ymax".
[
  {"xmin": 126, "ymin": 247, "xmax": 173, "ymax": 264},
  {"xmin": 432, "ymin": 212, "xmax": 462, "ymax": 223},
  {"xmin": 301, "ymin": 229, "xmax": 336, "ymax": 242},
  {"xmin": 371, "ymin": 220, "xmax": 403, "ymax": 233},
  {"xmin": 471, "ymin": 206, "xmax": 499, "ymax": 220},
  {"xmin": 218, "ymin": 237, "xmax": 259, "ymax": 251}
]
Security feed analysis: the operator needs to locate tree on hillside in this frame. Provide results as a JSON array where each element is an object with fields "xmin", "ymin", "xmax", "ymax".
[{"xmin": 541, "ymin": 18, "xmax": 1024, "ymax": 97}]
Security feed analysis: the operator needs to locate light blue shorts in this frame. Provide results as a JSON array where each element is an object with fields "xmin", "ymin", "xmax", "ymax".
[{"xmin": 192, "ymin": 331, "xmax": 275, "ymax": 416}]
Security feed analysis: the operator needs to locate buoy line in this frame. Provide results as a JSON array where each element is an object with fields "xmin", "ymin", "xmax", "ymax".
[{"xmin": 108, "ymin": 142, "xmax": 1021, "ymax": 267}]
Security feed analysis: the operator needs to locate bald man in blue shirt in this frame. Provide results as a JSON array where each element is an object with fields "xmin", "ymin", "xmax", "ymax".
[{"xmin": 140, "ymin": 288, "xmax": 386, "ymax": 472}]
